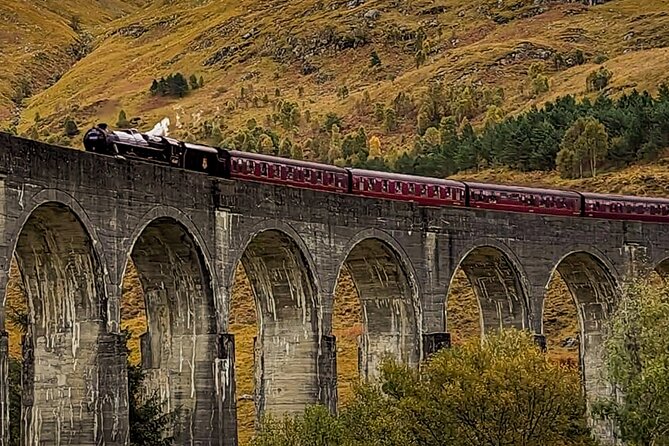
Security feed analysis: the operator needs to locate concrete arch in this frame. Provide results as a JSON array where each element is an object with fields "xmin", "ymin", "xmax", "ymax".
[
  {"xmin": 336, "ymin": 229, "xmax": 421, "ymax": 379},
  {"xmin": 2, "ymin": 189, "xmax": 107, "ymax": 329},
  {"xmin": 232, "ymin": 225, "xmax": 321, "ymax": 418},
  {"xmin": 126, "ymin": 215, "xmax": 219, "ymax": 444},
  {"xmin": 125, "ymin": 205, "xmax": 217, "ymax": 290},
  {"xmin": 448, "ymin": 240, "xmax": 530, "ymax": 334},
  {"xmin": 655, "ymin": 257, "xmax": 669, "ymax": 279},
  {"xmin": 10, "ymin": 201, "xmax": 105, "ymax": 444},
  {"xmin": 543, "ymin": 250, "xmax": 619, "ymax": 422},
  {"xmin": 227, "ymin": 219, "xmax": 320, "ymax": 300},
  {"xmin": 547, "ymin": 243, "xmax": 621, "ymax": 289}
]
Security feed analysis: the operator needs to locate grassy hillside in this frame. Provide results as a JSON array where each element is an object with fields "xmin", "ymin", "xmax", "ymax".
[
  {"xmin": 0, "ymin": 0, "xmax": 144, "ymax": 124},
  {"xmin": 5, "ymin": 0, "xmax": 669, "ymax": 149}
]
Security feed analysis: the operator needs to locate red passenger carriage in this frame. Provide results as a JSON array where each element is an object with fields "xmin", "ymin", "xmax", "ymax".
[
  {"xmin": 228, "ymin": 150, "xmax": 349, "ymax": 193},
  {"xmin": 581, "ymin": 192, "xmax": 669, "ymax": 223},
  {"xmin": 467, "ymin": 182, "xmax": 582, "ymax": 217},
  {"xmin": 349, "ymin": 169, "xmax": 467, "ymax": 207}
]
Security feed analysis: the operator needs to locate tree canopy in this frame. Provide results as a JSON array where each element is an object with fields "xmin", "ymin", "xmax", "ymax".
[
  {"xmin": 253, "ymin": 330, "xmax": 595, "ymax": 446},
  {"xmin": 594, "ymin": 280, "xmax": 669, "ymax": 445},
  {"xmin": 556, "ymin": 117, "xmax": 609, "ymax": 178}
]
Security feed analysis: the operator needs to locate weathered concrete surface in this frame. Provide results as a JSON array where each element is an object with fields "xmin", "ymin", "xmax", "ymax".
[
  {"xmin": 344, "ymin": 238, "xmax": 419, "ymax": 379},
  {"xmin": 240, "ymin": 230, "xmax": 320, "ymax": 418},
  {"xmin": 0, "ymin": 134, "xmax": 669, "ymax": 444},
  {"xmin": 16, "ymin": 203, "xmax": 103, "ymax": 445},
  {"xmin": 132, "ymin": 218, "xmax": 219, "ymax": 444},
  {"xmin": 216, "ymin": 333, "xmax": 238, "ymax": 446},
  {"xmin": 452, "ymin": 246, "xmax": 528, "ymax": 333}
]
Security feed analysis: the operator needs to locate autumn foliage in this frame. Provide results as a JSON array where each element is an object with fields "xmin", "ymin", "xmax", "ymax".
[{"xmin": 253, "ymin": 330, "xmax": 596, "ymax": 446}]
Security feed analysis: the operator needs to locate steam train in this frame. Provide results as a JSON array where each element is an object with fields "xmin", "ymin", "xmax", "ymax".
[{"xmin": 83, "ymin": 123, "xmax": 669, "ymax": 223}]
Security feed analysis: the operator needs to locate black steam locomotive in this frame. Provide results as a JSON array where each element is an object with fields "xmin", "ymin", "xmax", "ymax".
[{"xmin": 84, "ymin": 122, "xmax": 224, "ymax": 176}]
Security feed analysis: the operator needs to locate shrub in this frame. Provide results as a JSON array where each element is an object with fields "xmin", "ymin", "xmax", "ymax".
[
  {"xmin": 383, "ymin": 108, "xmax": 398, "ymax": 132},
  {"xmin": 116, "ymin": 110, "xmax": 130, "ymax": 128},
  {"xmin": 531, "ymin": 74, "xmax": 550, "ymax": 96},
  {"xmin": 370, "ymin": 50, "xmax": 381, "ymax": 67},
  {"xmin": 63, "ymin": 118, "xmax": 79, "ymax": 136},
  {"xmin": 586, "ymin": 67, "xmax": 613, "ymax": 92}
]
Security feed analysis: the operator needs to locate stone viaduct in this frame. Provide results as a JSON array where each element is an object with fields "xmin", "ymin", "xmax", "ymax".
[{"xmin": 0, "ymin": 133, "xmax": 667, "ymax": 445}]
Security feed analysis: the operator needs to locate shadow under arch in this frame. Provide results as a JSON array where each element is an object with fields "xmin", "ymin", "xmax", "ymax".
[
  {"xmin": 543, "ymin": 250, "xmax": 620, "ymax": 419},
  {"xmin": 9, "ymin": 201, "xmax": 105, "ymax": 444},
  {"xmin": 447, "ymin": 242, "xmax": 529, "ymax": 335},
  {"xmin": 336, "ymin": 231, "xmax": 421, "ymax": 381},
  {"xmin": 656, "ymin": 257, "xmax": 669, "ymax": 280},
  {"xmin": 233, "ymin": 228, "xmax": 321, "ymax": 419},
  {"xmin": 126, "ymin": 216, "xmax": 218, "ymax": 444}
]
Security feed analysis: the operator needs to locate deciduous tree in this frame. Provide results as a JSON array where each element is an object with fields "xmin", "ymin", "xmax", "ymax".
[
  {"xmin": 556, "ymin": 117, "xmax": 609, "ymax": 178},
  {"xmin": 368, "ymin": 135, "xmax": 382, "ymax": 159},
  {"xmin": 116, "ymin": 109, "xmax": 130, "ymax": 128},
  {"xmin": 253, "ymin": 331, "xmax": 595, "ymax": 446},
  {"xmin": 594, "ymin": 280, "xmax": 669, "ymax": 445}
]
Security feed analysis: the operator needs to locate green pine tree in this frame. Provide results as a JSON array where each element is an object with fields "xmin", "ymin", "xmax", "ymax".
[
  {"xmin": 189, "ymin": 74, "xmax": 199, "ymax": 90},
  {"xmin": 63, "ymin": 118, "xmax": 79, "ymax": 136},
  {"xmin": 116, "ymin": 110, "xmax": 130, "ymax": 128},
  {"xmin": 369, "ymin": 51, "xmax": 381, "ymax": 67}
]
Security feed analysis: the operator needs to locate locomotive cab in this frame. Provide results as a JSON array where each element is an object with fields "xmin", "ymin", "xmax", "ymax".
[{"xmin": 183, "ymin": 142, "xmax": 220, "ymax": 175}]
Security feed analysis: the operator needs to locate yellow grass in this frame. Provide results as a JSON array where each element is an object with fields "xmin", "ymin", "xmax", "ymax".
[{"xmin": 3, "ymin": 0, "xmax": 668, "ymax": 149}]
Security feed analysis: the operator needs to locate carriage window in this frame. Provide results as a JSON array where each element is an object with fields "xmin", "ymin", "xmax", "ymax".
[
  {"xmin": 382, "ymin": 180, "xmax": 388, "ymax": 192},
  {"xmin": 325, "ymin": 172, "xmax": 333, "ymax": 185},
  {"xmin": 316, "ymin": 171, "xmax": 323, "ymax": 184},
  {"xmin": 420, "ymin": 185, "xmax": 427, "ymax": 196},
  {"xmin": 305, "ymin": 169, "xmax": 312, "ymax": 180},
  {"xmin": 287, "ymin": 167, "xmax": 294, "ymax": 180},
  {"xmin": 247, "ymin": 160, "xmax": 255, "ymax": 171},
  {"xmin": 260, "ymin": 163, "xmax": 268, "ymax": 176},
  {"xmin": 272, "ymin": 165, "xmax": 280, "ymax": 177},
  {"xmin": 432, "ymin": 186, "xmax": 439, "ymax": 197},
  {"xmin": 408, "ymin": 183, "xmax": 415, "ymax": 194},
  {"xmin": 396, "ymin": 181, "xmax": 402, "ymax": 193}
]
